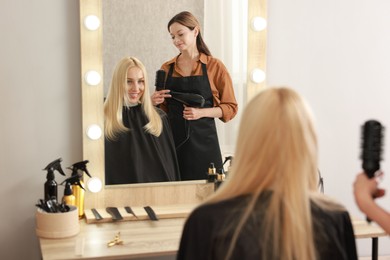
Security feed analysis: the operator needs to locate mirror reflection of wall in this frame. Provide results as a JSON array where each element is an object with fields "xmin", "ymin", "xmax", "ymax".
[{"xmin": 204, "ymin": 0, "xmax": 248, "ymax": 156}]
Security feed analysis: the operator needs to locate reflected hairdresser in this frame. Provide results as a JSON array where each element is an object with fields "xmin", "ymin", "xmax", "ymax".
[{"xmin": 152, "ymin": 11, "xmax": 238, "ymax": 181}]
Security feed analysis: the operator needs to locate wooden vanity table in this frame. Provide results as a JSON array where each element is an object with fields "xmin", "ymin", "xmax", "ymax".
[
  {"xmin": 38, "ymin": 212, "xmax": 388, "ymax": 260},
  {"xmin": 39, "ymin": 217, "xmax": 186, "ymax": 260}
]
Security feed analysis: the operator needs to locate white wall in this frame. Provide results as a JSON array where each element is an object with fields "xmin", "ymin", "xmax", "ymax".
[
  {"xmin": 1, "ymin": 0, "xmax": 390, "ymax": 259},
  {"xmin": 267, "ymin": 0, "xmax": 390, "ymax": 256},
  {"xmin": 0, "ymin": 0, "xmax": 81, "ymax": 259}
]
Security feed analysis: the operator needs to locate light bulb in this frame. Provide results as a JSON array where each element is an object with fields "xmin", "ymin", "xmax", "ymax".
[
  {"xmin": 251, "ymin": 16, "xmax": 267, "ymax": 32},
  {"xmin": 84, "ymin": 70, "xmax": 101, "ymax": 86},
  {"xmin": 250, "ymin": 68, "xmax": 266, "ymax": 84},
  {"xmin": 86, "ymin": 124, "xmax": 102, "ymax": 140},
  {"xmin": 87, "ymin": 177, "xmax": 102, "ymax": 193},
  {"xmin": 84, "ymin": 15, "xmax": 100, "ymax": 31}
]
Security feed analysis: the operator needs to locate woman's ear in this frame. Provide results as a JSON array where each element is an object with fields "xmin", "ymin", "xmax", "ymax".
[{"xmin": 194, "ymin": 26, "xmax": 199, "ymax": 37}]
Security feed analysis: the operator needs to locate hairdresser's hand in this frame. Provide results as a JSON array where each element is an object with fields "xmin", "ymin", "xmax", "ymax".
[
  {"xmin": 353, "ymin": 171, "xmax": 385, "ymax": 212},
  {"xmin": 183, "ymin": 106, "xmax": 203, "ymax": 120},
  {"xmin": 151, "ymin": 90, "xmax": 171, "ymax": 106}
]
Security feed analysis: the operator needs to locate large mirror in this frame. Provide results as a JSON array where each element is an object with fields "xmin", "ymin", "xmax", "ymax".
[{"xmin": 80, "ymin": 0, "xmax": 266, "ymax": 209}]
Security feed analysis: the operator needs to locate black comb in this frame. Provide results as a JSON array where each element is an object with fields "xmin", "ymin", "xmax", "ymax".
[
  {"xmin": 91, "ymin": 208, "xmax": 103, "ymax": 220},
  {"xmin": 106, "ymin": 207, "xmax": 123, "ymax": 221},
  {"xmin": 124, "ymin": 206, "xmax": 138, "ymax": 219},
  {"xmin": 144, "ymin": 206, "xmax": 159, "ymax": 221}
]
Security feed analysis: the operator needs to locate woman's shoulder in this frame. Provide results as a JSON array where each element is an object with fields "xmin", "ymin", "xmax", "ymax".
[
  {"xmin": 189, "ymin": 195, "xmax": 249, "ymax": 221},
  {"xmin": 161, "ymin": 56, "xmax": 178, "ymax": 70},
  {"xmin": 201, "ymin": 54, "xmax": 228, "ymax": 72},
  {"xmin": 310, "ymin": 197, "xmax": 351, "ymax": 224}
]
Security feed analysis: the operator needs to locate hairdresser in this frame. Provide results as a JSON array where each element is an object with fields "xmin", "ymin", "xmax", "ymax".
[{"xmin": 151, "ymin": 11, "xmax": 238, "ymax": 181}]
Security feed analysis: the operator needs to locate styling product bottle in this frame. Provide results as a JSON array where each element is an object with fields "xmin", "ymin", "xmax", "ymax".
[
  {"xmin": 61, "ymin": 174, "xmax": 83, "ymax": 207},
  {"xmin": 44, "ymin": 169, "xmax": 57, "ymax": 201},
  {"xmin": 207, "ymin": 162, "xmax": 217, "ymax": 182},
  {"xmin": 217, "ymin": 168, "xmax": 226, "ymax": 182},
  {"xmin": 43, "ymin": 158, "xmax": 66, "ymax": 202},
  {"xmin": 215, "ymin": 168, "xmax": 226, "ymax": 190},
  {"xmin": 62, "ymin": 181, "xmax": 76, "ymax": 206},
  {"xmin": 69, "ymin": 160, "xmax": 91, "ymax": 218}
]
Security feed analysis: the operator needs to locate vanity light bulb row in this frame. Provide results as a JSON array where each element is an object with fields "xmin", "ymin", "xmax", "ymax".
[{"xmin": 249, "ymin": 15, "xmax": 266, "ymax": 84}]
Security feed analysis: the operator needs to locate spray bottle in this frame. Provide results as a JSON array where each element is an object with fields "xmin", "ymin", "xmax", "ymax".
[
  {"xmin": 60, "ymin": 174, "xmax": 84, "ymax": 207},
  {"xmin": 68, "ymin": 160, "xmax": 91, "ymax": 218},
  {"xmin": 222, "ymin": 156, "xmax": 233, "ymax": 176},
  {"xmin": 43, "ymin": 158, "xmax": 66, "ymax": 202}
]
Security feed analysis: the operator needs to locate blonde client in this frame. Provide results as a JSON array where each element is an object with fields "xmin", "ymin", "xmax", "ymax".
[
  {"xmin": 104, "ymin": 57, "xmax": 180, "ymax": 184},
  {"xmin": 177, "ymin": 87, "xmax": 358, "ymax": 260}
]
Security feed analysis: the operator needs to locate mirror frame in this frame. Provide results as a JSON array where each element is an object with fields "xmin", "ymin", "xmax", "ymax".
[{"xmin": 80, "ymin": 0, "xmax": 267, "ymax": 209}]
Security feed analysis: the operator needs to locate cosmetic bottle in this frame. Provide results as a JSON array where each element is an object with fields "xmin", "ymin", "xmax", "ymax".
[
  {"xmin": 62, "ymin": 182, "xmax": 76, "ymax": 206},
  {"xmin": 61, "ymin": 175, "xmax": 82, "ymax": 207},
  {"xmin": 207, "ymin": 162, "xmax": 217, "ymax": 182},
  {"xmin": 43, "ymin": 158, "xmax": 66, "ymax": 202},
  {"xmin": 217, "ymin": 168, "xmax": 226, "ymax": 182},
  {"xmin": 215, "ymin": 168, "xmax": 226, "ymax": 190},
  {"xmin": 68, "ymin": 160, "xmax": 91, "ymax": 218}
]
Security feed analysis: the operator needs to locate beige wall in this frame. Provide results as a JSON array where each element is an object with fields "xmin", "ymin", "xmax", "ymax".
[{"xmin": 0, "ymin": 0, "xmax": 81, "ymax": 259}]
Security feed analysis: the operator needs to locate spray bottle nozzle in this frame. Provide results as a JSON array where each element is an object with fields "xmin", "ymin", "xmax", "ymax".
[
  {"xmin": 61, "ymin": 175, "xmax": 85, "ymax": 190},
  {"xmin": 43, "ymin": 158, "xmax": 66, "ymax": 176},
  {"xmin": 222, "ymin": 156, "xmax": 233, "ymax": 166},
  {"xmin": 68, "ymin": 160, "xmax": 91, "ymax": 178}
]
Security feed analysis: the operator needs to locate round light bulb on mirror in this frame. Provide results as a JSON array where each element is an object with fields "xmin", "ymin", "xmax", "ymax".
[
  {"xmin": 84, "ymin": 15, "xmax": 100, "ymax": 31},
  {"xmin": 87, "ymin": 177, "xmax": 102, "ymax": 193},
  {"xmin": 86, "ymin": 124, "xmax": 102, "ymax": 140},
  {"xmin": 84, "ymin": 70, "xmax": 101, "ymax": 86},
  {"xmin": 250, "ymin": 68, "xmax": 266, "ymax": 84},
  {"xmin": 251, "ymin": 16, "xmax": 267, "ymax": 32}
]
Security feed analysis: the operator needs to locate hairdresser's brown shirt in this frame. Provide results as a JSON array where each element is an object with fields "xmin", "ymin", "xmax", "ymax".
[{"xmin": 160, "ymin": 53, "xmax": 238, "ymax": 122}]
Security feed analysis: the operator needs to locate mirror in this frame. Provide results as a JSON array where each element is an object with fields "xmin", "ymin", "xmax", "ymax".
[{"xmin": 80, "ymin": 0, "xmax": 266, "ymax": 209}]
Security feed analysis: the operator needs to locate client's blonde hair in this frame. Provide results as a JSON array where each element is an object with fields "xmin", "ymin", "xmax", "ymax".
[
  {"xmin": 207, "ymin": 87, "xmax": 344, "ymax": 260},
  {"xmin": 104, "ymin": 57, "xmax": 162, "ymax": 140}
]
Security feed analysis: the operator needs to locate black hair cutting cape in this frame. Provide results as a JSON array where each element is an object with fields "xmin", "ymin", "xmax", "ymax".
[
  {"xmin": 105, "ymin": 105, "xmax": 180, "ymax": 184},
  {"xmin": 177, "ymin": 193, "xmax": 358, "ymax": 260}
]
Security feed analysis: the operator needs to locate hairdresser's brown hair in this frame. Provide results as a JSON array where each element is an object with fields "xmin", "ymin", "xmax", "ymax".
[{"xmin": 168, "ymin": 11, "xmax": 211, "ymax": 56}]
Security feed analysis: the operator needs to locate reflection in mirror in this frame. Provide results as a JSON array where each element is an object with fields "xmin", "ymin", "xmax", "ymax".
[
  {"xmin": 80, "ymin": 0, "xmax": 266, "ymax": 209},
  {"xmin": 102, "ymin": 0, "xmax": 204, "ymax": 96},
  {"xmin": 102, "ymin": 0, "xmax": 248, "ymax": 185},
  {"xmin": 104, "ymin": 57, "xmax": 181, "ymax": 185}
]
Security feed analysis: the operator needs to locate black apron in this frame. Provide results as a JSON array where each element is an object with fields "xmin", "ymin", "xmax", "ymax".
[{"xmin": 166, "ymin": 63, "xmax": 222, "ymax": 180}]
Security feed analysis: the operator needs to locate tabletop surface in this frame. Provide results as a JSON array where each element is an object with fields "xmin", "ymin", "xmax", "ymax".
[
  {"xmin": 39, "ymin": 214, "xmax": 388, "ymax": 260},
  {"xmin": 39, "ymin": 217, "xmax": 186, "ymax": 260}
]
